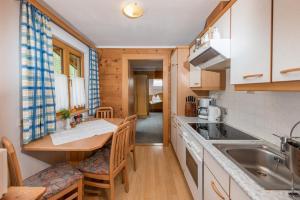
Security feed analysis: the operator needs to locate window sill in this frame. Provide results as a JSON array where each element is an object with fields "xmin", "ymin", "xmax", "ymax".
[{"xmin": 56, "ymin": 108, "xmax": 89, "ymax": 120}]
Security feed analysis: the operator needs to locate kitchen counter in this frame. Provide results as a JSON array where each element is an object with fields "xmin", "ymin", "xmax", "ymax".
[{"xmin": 176, "ymin": 116, "xmax": 295, "ymax": 200}]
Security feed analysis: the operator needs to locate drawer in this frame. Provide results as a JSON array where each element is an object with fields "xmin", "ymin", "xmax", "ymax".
[
  {"xmin": 204, "ymin": 165, "xmax": 229, "ymax": 200},
  {"xmin": 204, "ymin": 150, "xmax": 230, "ymax": 195}
]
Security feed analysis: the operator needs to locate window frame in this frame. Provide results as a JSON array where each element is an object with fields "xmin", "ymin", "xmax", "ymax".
[{"xmin": 53, "ymin": 37, "xmax": 86, "ymax": 116}]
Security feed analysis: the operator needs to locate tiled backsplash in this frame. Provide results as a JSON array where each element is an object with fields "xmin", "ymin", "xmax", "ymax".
[{"xmin": 210, "ymin": 69, "xmax": 300, "ymax": 146}]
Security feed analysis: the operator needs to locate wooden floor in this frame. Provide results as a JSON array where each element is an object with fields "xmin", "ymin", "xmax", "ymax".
[{"xmin": 85, "ymin": 145, "xmax": 193, "ymax": 200}]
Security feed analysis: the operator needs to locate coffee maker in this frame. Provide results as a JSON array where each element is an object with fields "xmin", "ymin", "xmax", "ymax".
[{"xmin": 198, "ymin": 98, "xmax": 213, "ymax": 119}]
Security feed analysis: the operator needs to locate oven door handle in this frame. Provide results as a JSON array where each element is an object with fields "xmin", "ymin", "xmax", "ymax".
[{"xmin": 185, "ymin": 140, "xmax": 203, "ymax": 163}]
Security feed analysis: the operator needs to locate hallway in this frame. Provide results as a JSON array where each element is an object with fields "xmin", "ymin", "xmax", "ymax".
[{"xmin": 136, "ymin": 112, "xmax": 163, "ymax": 144}]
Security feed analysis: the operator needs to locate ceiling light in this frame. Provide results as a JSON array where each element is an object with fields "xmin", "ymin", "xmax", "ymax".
[{"xmin": 123, "ymin": 2, "xmax": 144, "ymax": 19}]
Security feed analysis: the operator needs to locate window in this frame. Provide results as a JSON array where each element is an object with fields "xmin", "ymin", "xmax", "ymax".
[
  {"xmin": 53, "ymin": 46, "xmax": 63, "ymax": 74},
  {"xmin": 153, "ymin": 79, "xmax": 163, "ymax": 87},
  {"xmin": 53, "ymin": 38, "xmax": 86, "ymax": 114}
]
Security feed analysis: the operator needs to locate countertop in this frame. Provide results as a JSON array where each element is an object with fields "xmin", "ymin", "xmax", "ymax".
[{"xmin": 175, "ymin": 116, "xmax": 295, "ymax": 200}]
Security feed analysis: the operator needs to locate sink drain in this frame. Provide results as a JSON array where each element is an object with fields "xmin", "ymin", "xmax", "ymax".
[{"xmin": 255, "ymin": 170, "xmax": 267, "ymax": 177}]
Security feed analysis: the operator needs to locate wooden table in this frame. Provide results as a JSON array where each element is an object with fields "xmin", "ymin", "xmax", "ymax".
[
  {"xmin": 1, "ymin": 187, "xmax": 46, "ymax": 200},
  {"xmin": 23, "ymin": 118, "xmax": 123, "ymax": 163}
]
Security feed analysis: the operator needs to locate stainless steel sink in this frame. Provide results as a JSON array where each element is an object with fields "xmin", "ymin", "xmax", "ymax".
[{"xmin": 214, "ymin": 144, "xmax": 300, "ymax": 190}]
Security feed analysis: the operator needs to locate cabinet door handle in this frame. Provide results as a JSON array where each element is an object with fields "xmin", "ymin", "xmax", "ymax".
[
  {"xmin": 280, "ymin": 67, "xmax": 300, "ymax": 74},
  {"xmin": 211, "ymin": 181, "xmax": 225, "ymax": 200},
  {"xmin": 243, "ymin": 73, "xmax": 263, "ymax": 79}
]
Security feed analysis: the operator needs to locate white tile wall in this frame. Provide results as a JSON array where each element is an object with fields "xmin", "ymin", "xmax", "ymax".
[{"xmin": 210, "ymin": 69, "xmax": 300, "ymax": 146}]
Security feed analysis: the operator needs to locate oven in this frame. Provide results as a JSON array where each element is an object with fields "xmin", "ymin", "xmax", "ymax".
[{"xmin": 183, "ymin": 134, "xmax": 203, "ymax": 200}]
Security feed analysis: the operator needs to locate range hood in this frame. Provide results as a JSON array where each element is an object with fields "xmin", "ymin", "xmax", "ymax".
[{"xmin": 189, "ymin": 39, "xmax": 230, "ymax": 71}]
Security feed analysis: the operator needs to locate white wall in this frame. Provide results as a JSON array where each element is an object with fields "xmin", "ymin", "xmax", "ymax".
[
  {"xmin": 211, "ymin": 69, "xmax": 300, "ymax": 146},
  {"xmin": 0, "ymin": 0, "xmax": 51, "ymax": 179},
  {"xmin": 0, "ymin": 0, "xmax": 90, "ymax": 178}
]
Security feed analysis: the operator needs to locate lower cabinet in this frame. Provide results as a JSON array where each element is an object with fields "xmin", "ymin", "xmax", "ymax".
[
  {"xmin": 176, "ymin": 124, "xmax": 186, "ymax": 169},
  {"xmin": 173, "ymin": 124, "xmax": 251, "ymax": 200},
  {"xmin": 230, "ymin": 179, "xmax": 251, "ymax": 200},
  {"xmin": 204, "ymin": 150, "xmax": 251, "ymax": 200},
  {"xmin": 171, "ymin": 118, "xmax": 177, "ymax": 153},
  {"xmin": 204, "ymin": 165, "xmax": 230, "ymax": 200}
]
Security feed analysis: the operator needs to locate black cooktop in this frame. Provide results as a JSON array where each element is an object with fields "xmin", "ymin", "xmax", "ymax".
[{"xmin": 188, "ymin": 123, "xmax": 258, "ymax": 140}]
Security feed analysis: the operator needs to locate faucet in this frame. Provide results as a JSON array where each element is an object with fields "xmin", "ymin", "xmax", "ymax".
[
  {"xmin": 273, "ymin": 120, "xmax": 300, "ymax": 199},
  {"xmin": 273, "ymin": 120, "xmax": 300, "ymax": 153}
]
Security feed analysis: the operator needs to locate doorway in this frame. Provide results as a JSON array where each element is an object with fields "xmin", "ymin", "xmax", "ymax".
[
  {"xmin": 122, "ymin": 54, "xmax": 170, "ymax": 145},
  {"xmin": 130, "ymin": 60, "xmax": 163, "ymax": 143}
]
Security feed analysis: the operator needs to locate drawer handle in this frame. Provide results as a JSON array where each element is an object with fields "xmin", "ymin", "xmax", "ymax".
[
  {"xmin": 194, "ymin": 83, "xmax": 200, "ymax": 85},
  {"xmin": 211, "ymin": 181, "xmax": 225, "ymax": 200},
  {"xmin": 280, "ymin": 67, "xmax": 300, "ymax": 74},
  {"xmin": 243, "ymin": 73, "xmax": 263, "ymax": 79}
]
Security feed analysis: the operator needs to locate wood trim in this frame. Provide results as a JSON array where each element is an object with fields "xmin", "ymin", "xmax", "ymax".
[
  {"xmin": 235, "ymin": 81, "xmax": 300, "ymax": 91},
  {"xmin": 190, "ymin": 0, "xmax": 237, "ymax": 47},
  {"xmin": 23, "ymin": 118, "xmax": 124, "ymax": 152},
  {"xmin": 27, "ymin": 0, "xmax": 96, "ymax": 49},
  {"xmin": 205, "ymin": 2, "xmax": 229, "ymax": 29},
  {"xmin": 1, "ymin": 187, "xmax": 46, "ymax": 200},
  {"xmin": 122, "ymin": 53, "xmax": 171, "ymax": 146}
]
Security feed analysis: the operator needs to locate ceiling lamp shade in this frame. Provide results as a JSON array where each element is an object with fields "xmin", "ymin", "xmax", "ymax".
[{"xmin": 123, "ymin": 2, "xmax": 144, "ymax": 18}]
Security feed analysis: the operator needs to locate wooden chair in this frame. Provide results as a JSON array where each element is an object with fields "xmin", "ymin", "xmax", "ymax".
[
  {"xmin": 77, "ymin": 122, "xmax": 130, "ymax": 200},
  {"xmin": 96, "ymin": 107, "xmax": 114, "ymax": 119},
  {"xmin": 124, "ymin": 114, "xmax": 138, "ymax": 171},
  {"xmin": 1, "ymin": 137, "xmax": 83, "ymax": 200}
]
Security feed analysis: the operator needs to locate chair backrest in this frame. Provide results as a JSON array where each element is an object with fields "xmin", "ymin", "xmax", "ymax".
[
  {"xmin": 1, "ymin": 137, "xmax": 23, "ymax": 186},
  {"xmin": 109, "ymin": 122, "xmax": 130, "ymax": 174},
  {"xmin": 96, "ymin": 107, "xmax": 114, "ymax": 119},
  {"xmin": 124, "ymin": 115, "xmax": 137, "ymax": 147}
]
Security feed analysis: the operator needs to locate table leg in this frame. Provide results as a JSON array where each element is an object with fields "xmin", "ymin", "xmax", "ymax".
[{"xmin": 66, "ymin": 152, "xmax": 86, "ymax": 165}]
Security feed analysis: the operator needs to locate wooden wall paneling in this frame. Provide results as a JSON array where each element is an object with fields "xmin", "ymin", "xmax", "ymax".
[
  {"xmin": 98, "ymin": 50, "xmax": 123, "ymax": 117},
  {"xmin": 98, "ymin": 48, "xmax": 172, "ymax": 145},
  {"xmin": 176, "ymin": 47, "xmax": 210, "ymax": 115},
  {"xmin": 177, "ymin": 47, "xmax": 193, "ymax": 115},
  {"xmin": 201, "ymin": 70, "xmax": 226, "ymax": 90}
]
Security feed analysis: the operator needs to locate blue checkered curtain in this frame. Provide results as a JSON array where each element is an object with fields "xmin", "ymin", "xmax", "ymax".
[
  {"xmin": 20, "ymin": 2, "xmax": 56, "ymax": 144},
  {"xmin": 88, "ymin": 48, "xmax": 100, "ymax": 116}
]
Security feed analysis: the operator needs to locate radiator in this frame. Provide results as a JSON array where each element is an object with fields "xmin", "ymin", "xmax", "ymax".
[{"xmin": 0, "ymin": 149, "xmax": 8, "ymax": 198}]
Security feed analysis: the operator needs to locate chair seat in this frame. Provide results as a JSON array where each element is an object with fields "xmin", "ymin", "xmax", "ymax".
[
  {"xmin": 24, "ymin": 163, "xmax": 83, "ymax": 199},
  {"xmin": 77, "ymin": 147, "xmax": 110, "ymax": 175}
]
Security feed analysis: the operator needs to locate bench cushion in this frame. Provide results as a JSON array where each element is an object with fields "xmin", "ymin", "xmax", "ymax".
[{"xmin": 24, "ymin": 163, "xmax": 83, "ymax": 199}]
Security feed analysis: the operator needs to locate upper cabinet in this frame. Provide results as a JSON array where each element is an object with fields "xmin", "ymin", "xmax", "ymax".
[
  {"xmin": 272, "ymin": 0, "xmax": 300, "ymax": 82},
  {"xmin": 230, "ymin": 0, "xmax": 272, "ymax": 84},
  {"xmin": 189, "ymin": 45, "xmax": 226, "ymax": 91},
  {"xmin": 210, "ymin": 9, "xmax": 231, "ymax": 39}
]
